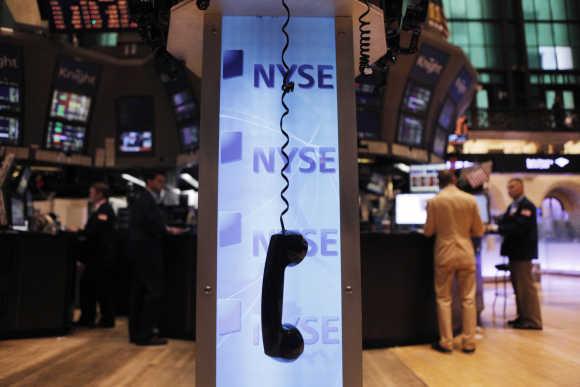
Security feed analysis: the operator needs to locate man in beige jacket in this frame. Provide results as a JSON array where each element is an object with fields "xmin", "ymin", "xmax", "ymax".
[{"xmin": 424, "ymin": 170, "xmax": 485, "ymax": 354}]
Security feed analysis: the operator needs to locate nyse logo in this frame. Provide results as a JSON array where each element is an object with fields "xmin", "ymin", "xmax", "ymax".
[
  {"xmin": 58, "ymin": 67, "xmax": 97, "ymax": 86},
  {"xmin": 253, "ymin": 229, "xmax": 339, "ymax": 257},
  {"xmin": 0, "ymin": 56, "xmax": 18, "ymax": 70},
  {"xmin": 253, "ymin": 316, "xmax": 340, "ymax": 346},
  {"xmin": 254, "ymin": 64, "xmax": 334, "ymax": 89},
  {"xmin": 253, "ymin": 146, "xmax": 337, "ymax": 174},
  {"xmin": 222, "ymin": 49, "xmax": 335, "ymax": 89}
]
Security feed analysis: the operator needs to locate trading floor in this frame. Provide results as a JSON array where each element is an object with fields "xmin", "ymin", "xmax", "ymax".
[{"xmin": 1, "ymin": 275, "xmax": 579, "ymax": 387}]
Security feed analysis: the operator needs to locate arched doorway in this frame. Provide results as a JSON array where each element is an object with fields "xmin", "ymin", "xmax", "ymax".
[
  {"xmin": 538, "ymin": 186, "xmax": 580, "ymax": 273},
  {"xmin": 539, "ymin": 197, "xmax": 571, "ymax": 241}
]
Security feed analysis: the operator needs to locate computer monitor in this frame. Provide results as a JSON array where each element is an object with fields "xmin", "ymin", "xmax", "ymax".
[
  {"xmin": 180, "ymin": 124, "xmax": 199, "ymax": 151},
  {"xmin": 10, "ymin": 197, "xmax": 25, "ymax": 227},
  {"xmin": 402, "ymin": 82, "xmax": 432, "ymax": 115},
  {"xmin": 172, "ymin": 91, "xmax": 198, "ymax": 123},
  {"xmin": 432, "ymin": 127, "xmax": 448, "ymax": 157},
  {"xmin": 46, "ymin": 121, "xmax": 87, "ymax": 153},
  {"xmin": 46, "ymin": 0, "xmax": 138, "ymax": 32},
  {"xmin": 409, "ymin": 164, "xmax": 447, "ymax": 193},
  {"xmin": 50, "ymin": 90, "xmax": 92, "ymax": 123},
  {"xmin": 395, "ymin": 193, "xmax": 436, "ymax": 225},
  {"xmin": 437, "ymin": 99, "xmax": 456, "ymax": 131},
  {"xmin": 0, "ymin": 115, "xmax": 20, "ymax": 145},
  {"xmin": 475, "ymin": 194, "xmax": 490, "ymax": 224},
  {"xmin": 119, "ymin": 131, "xmax": 153, "ymax": 153},
  {"xmin": 397, "ymin": 114, "xmax": 425, "ymax": 147},
  {"xmin": 356, "ymin": 108, "xmax": 381, "ymax": 140},
  {"xmin": 0, "ymin": 81, "xmax": 20, "ymax": 113}
]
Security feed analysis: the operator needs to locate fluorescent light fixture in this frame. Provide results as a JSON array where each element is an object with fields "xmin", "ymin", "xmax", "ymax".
[
  {"xmin": 394, "ymin": 163, "xmax": 410, "ymax": 173},
  {"xmin": 0, "ymin": 27, "xmax": 14, "ymax": 34},
  {"xmin": 121, "ymin": 173, "xmax": 145, "ymax": 187},
  {"xmin": 180, "ymin": 173, "xmax": 199, "ymax": 189}
]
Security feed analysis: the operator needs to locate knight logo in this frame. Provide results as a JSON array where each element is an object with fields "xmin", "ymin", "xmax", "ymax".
[
  {"xmin": 415, "ymin": 55, "xmax": 444, "ymax": 75},
  {"xmin": 222, "ymin": 49, "xmax": 335, "ymax": 89},
  {"xmin": 0, "ymin": 56, "xmax": 18, "ymax": 70},
  {"xmin": 58, "ymin": 67, "xmax": 97, "ymax": 86}
]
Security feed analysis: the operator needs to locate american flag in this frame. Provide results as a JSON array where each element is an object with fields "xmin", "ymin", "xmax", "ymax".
[{"xmin": 462, "ymin": 161, "xmax": 492, "ymax": 188}]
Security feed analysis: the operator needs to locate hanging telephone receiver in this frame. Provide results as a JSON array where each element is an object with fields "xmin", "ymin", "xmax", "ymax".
[{"xmin": 261, "ymin": 233, "xmax": 308, "ymax": 361}]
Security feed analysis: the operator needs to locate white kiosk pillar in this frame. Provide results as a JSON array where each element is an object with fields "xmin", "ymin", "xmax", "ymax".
[{"xmin": 170, "ymin": 2, "xmax": 363, "ymax": 386}]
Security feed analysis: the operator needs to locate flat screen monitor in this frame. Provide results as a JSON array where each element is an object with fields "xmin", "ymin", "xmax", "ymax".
[
  {"xmin": 0, "ymin": 116, "xmax": 20, "ymax": 145},
  {"xmin": 180, "ymin": 125, "xmax": 199, "ymax": 151},
  {"xmin": 50, "ymin": 90, "xmax": 92, "ymax": 123},
  {"xmin": 475, "ymin": 194, "xmax": 490, "ymax": 224},
  {"xmin": 117, "ymin": 96, "xmax": 154, "ymax": 129},
  {"xmin": 356, "ymin": 108, "xmax": 381, "ymax": 140},
  {"xmin": 397, "ymin": 114, "xmax": 425, "ymax": 147},
  {"xmin": 410, "ymin": 164, "xmax": 447, "ymax": 193},
  {"xmin": 119, "ymin": 131, "xmax": 153, "ymax": 153},
  {"xmin": 46, "ymin": 120, "xmax": 87, "ymax": 152},
  {"xmin": 10, "ymin": 197, "xmax": 25, "ymax": 226},
  {"xmin": 0, "ymin": 82, "xmax": 20, "ymax": 113},
  {"xmin": 438, "ymin": 99, "xmax": 456, "ymax": 131},
  {"xmin": 395, "ymin": 193, "xmax": 435, "ymax": 225},
  {"xmin": 172, "ymin": 90, "xmax": 197, "ymax": 123},
  {"xmin": 432, "ymin": 127, "xmax": 448, "ymax": 157},
  {"xmin": 47, "ymin": 0, "xmax": 138, "ymax": 32},
  {"xmin": 402, "ymin": 82, "xmax": 432, "ymax": 115}
]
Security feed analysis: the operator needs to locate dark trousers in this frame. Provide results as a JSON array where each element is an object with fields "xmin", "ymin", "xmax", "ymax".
[
  {"xmin": 129, "ymin": 242, "xmax": 164, "ymax": 342},
  {"xmin": 510, "ymin": 260, "xmax": 542, "ymax": 328},
  {"xmin": 79, "ymin": 259, "xmax": 115, "ymax": 325}
]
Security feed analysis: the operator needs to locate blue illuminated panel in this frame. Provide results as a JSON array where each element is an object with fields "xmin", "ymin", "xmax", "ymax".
[{"xmin": 217, "ymin": 16, "xmax": 342, "ymax": 387}]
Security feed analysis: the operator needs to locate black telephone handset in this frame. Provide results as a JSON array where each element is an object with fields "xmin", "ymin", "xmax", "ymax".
[{"xmin": 261, "ymin": 232, "xmax": 308, "ymax": 361}]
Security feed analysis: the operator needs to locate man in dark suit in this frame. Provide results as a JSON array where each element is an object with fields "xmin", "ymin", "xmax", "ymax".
[
  {"xmin": 128, "ymin": 171, "xmax": 181, "ymax": 345},
  {"xmin": 498, "ymin": 178, "xmax": 542, "ymax": 330},
  {"xmin": 76, "ymin": 183, "xmax": 117, "ymax": 328}
]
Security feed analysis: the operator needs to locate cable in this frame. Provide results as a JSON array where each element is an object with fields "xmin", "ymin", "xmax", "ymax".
[
  {"xmin": 358, "ymin": 0, "xmax": 372, "ymax": 75},
  {"xmin": 279, "ymin": 0, "xmax": 294, "ymax": 235}
]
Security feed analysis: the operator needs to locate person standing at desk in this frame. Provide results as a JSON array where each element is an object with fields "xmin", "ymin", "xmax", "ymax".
[
  {"xmin": 424, "ymin": 170, "xmax": 485, "ymax": 354},
  {"xmin": 76, "ymin": 183, "xmax": 117, "ymax": 328},
  {"xmin": 497, "ymin": 178, "xmax": 542, "ymax": 330},
  {"xmin": 128, "ymin": 171, "xmax": 182, "ymax": 346}
]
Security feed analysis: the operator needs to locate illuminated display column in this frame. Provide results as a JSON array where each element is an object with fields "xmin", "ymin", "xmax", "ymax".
[{"xmin": 197, "ymin": 12, "xmax": 361, "ymax": 387}]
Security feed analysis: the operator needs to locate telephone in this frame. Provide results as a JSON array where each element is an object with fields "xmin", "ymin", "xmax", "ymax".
[{"xmin": 261, "ymin": 233, "xmax": 308, "ymax": 361}]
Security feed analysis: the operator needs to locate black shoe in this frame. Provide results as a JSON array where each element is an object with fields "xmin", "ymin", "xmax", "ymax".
[
  {"xmin": 462, "ymin": 347, "xmax": 476, "ymax": 354},
  {"xmin": 73, "ymin": 320, "xmax": 96, "ymax": 328},
  {"xmin": 507, "ymin": 318, "xmax": 521, "ymax": 326},
  {"xmin": 97, "ymin": 320, "xmax": 115, "ymax": 329},
  {"xmin": 431, "ymin": 342, "xmax": 452, "ymax": 354},
  {"xmin": 512, "ymin": 321, "xmax": 542, "ymax": 330},
  {"xmin": 134, "ymin": 336, "xmax": 168, "ymax": 346}
]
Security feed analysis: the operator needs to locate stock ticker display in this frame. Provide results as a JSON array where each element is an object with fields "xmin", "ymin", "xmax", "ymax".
[{"xmin": 48, "ymin": 0, "xmax": 137, "ymax": 32}]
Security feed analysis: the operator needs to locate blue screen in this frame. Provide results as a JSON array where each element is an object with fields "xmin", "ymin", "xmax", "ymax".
[{"xmin": 217, "ymin": 16, "xmax": 343, "ymax": 387}]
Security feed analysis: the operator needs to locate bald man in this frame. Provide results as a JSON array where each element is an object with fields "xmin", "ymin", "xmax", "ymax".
[
  {"xmin": 424, "ymin": 170, "xmax": 485, "ymax": 354},
  {"xmin": 498, "ymin": 178, "xmax": 542, "ymax": 330}
]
